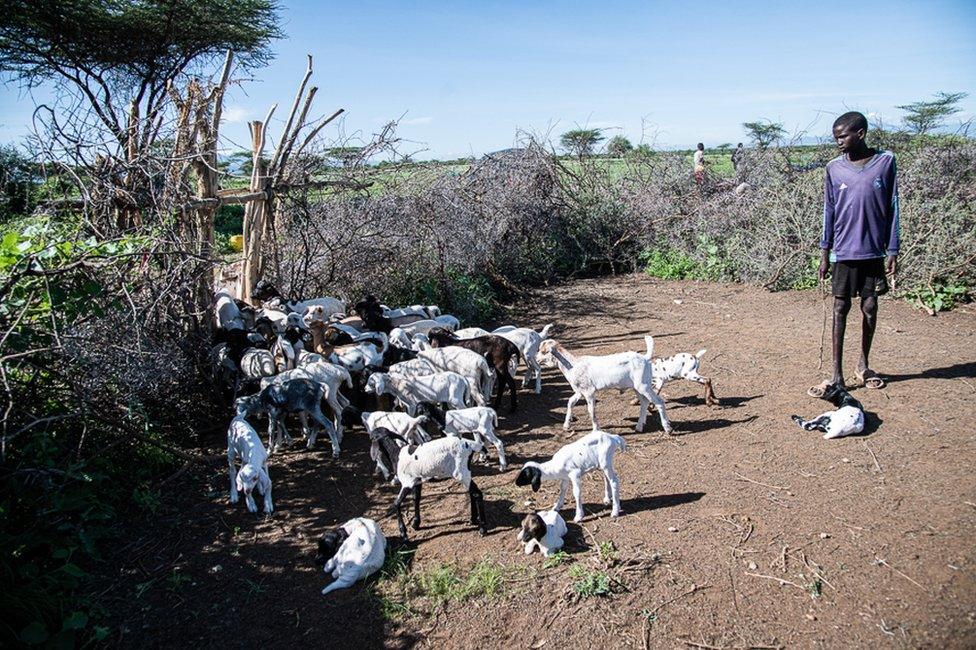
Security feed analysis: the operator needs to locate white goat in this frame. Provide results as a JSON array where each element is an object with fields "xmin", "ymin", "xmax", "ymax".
[
  {"xmin": 240, "ymin": 348, "xmax": 277, "ymax": 381},
  {"xmin": 493, "ymin": 323, "xmax": 553, "ymax": 394},
  {"xmin": 418, "ymin": 347, "xmax": 494, "ymax": 407},
  {"xmin": 387, "ymin": 358, "xmax": 438, "ymax": 378},
  {"xmin": 214, "ymin": 289, "xmax": 245, "ymax": 331},
  {"xmin": 433, "ymin": 314, "xmax": 460, "ymax": 331},
  {"xmin": 361, "ymin": 411, "xmax": 432, "ymax": 445},
  {"xmin": 515, "ymin": 430, "xmax": 626, "ymax": 522},
  {"xmin": 227, "ymin": 416, "xmax": 273, "ymax": 513},
  {"xmin": 454, "ymin": 327, "xmax": 490, "ymax": 339},
  {"xmin": 365, "ymin": 372, "xmax": 469, "ymax": 416},
  {"xmin": 516, "ymin": 510, "xmax": 567, "ymax": 557},
  {"xmin": 389, "ymin": 320, "xmax": 449, "ymax": 348},
  {"xmin": 317, "ymin": 518, "xmax": 386, "ymax": 595},
  {"xmin": 536, "ymin": 336, "xmax": 673, "ymax": 434},
  {"xmin": 416, "ymin": 404, "xmax": 507, "ymax": 470}
]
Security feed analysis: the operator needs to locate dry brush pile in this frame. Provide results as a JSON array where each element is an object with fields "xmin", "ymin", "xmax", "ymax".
[{"xmin": 263, "ymin": 135, "xmax": 976, "ymax": 321}]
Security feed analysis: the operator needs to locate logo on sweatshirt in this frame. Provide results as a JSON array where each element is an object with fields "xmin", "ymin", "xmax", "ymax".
[
  {"xmin": 874, "ymin": 177, "xmax": 883, "ymax": 189},
  {"xmin": 839, "ymin": 182, "xmax": 848, "ymax": 191}
]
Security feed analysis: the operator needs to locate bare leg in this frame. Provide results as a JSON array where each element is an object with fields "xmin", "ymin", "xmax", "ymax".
[
  {"xmin": 570, "ymin": 475, "xmax": 585, "ymax": 522},
  {"xmin": 832, "ymin": 296, "xmax": 852, "ymax": 385},
  {"xmin": 857, "ymin": 295, "xmax": 878, "ymax": 377}
]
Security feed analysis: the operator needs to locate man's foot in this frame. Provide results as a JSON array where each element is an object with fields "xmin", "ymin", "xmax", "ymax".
[
  {"xmin": 853, "ymin": 368, "xmax": 885, "ymax": 389},
  {"xmin": 807, "ymin": 380, "xmax": 842, "ymax": 398}
]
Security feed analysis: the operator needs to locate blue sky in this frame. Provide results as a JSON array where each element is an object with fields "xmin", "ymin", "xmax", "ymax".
[{"xmin": 1, "ymin": 0, "xmax": 974, "ymax": 158}]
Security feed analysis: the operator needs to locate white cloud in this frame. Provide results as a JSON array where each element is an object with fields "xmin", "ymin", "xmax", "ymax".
[
  {"xmin": 223, "ymin": 106, "xmax": 250, "ymax": 124},
  {"xmin": 400, "ymin": 116, "xmax": 433, "ymax": 126}
]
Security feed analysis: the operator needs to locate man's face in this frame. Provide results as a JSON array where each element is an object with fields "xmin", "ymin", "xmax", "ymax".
[{"xmin": 833, "ymin": 124, "xmax": 864, "ymax": 154}]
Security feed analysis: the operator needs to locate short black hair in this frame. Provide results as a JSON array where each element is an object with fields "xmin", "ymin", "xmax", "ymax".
[
  {"xmin": 833, "ymin": 111, "xmax": 868, "ymax": 133},
  {"xmin": 696, "ymin": 142, "xmax": 704, "ymax": 150}
]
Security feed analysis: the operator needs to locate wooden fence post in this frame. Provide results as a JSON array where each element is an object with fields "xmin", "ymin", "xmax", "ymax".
[{"xmin": 240, "ymin": 118, "xmax": 269, "ymax": 303}]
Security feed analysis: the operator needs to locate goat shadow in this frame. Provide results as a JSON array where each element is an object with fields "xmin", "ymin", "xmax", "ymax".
[{"xmin": 667, "ymin": 393, "xmax": 762, "ymax": 409}]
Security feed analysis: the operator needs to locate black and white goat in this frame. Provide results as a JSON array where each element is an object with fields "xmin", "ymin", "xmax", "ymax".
[
  {"xmin": 515, "ymin": 430, "xmax": 626, "ymax": 522},
  {"xmin": 516, "ymin": 510, "xmax": 567, "ymax": 557},
  {"xmin": 235, "ymin": 379, "xmax": 341, "ymax": 456},
  {"xmin": 791, "ymin": 383, "xmax": 865, "ymax": 440},
  {"xmin": 316, "ymin": 517, "xmax": 386, "ymax": 595},
  {"xmin": 373, "ymin": 431, "xmax": 488, "ymax": 538},
  {"xmin": 415, "ymin": 403, "xmax": 507, "ymax": 471}
]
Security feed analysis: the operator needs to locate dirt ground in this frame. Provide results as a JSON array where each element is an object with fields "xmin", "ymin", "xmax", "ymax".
[{"xmin": 93, "ymin": 275, "xmax": 976, "ymax": 649}]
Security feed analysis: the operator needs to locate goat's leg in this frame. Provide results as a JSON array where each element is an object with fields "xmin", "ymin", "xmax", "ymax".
[
  {"xmin": 605, "ymin": 466, "xmax": 621, "ymax": 517},
  {"xmin": 563, "ymin": 392, "xmax": 582, "ymax": 430},
  {"xmin": 392, "ymin": 485, "xmax": 411, "ymax": 538},
  {"xmin": 267, "ymin": 418, "xmax": 278, "ymax": 454},
  {"xmin": 685, "ymin": 370, "xmax": 717, "ymax": 406},
  {"xmin": 469, "ymin": 480, "xmax": 487, "ymax": 535},
  {"xmin": 531, "ymin": 358, "xmax": 542, "ymax": 394},
  {"xmin": 484, "ymin": 427, "xmax": 507, "ymax": 471},
  {"xmin": 309, "ymin": 405, "xmax": 340, "ymax": 457},
  {"xmin": 636, "ymin": 384, "xmax": 673, "ymax": 434},
  {"xmin": 262, "ymin": 473, "xmax": 274, "ymax": 514},
  {"xmin": 324, "ymin": 390, "xmax": 345, "ymax": 440},
  {"xmin": 584, "ymin": 394, "xmax": 600, "ymax": 431},
  {"xmin": 570, "ymin": 475, "xmax": 585, "ymax": 523},
  {"xmin": 411, "ymin": 483, "xmax": 422, "ymax": 530},
  {"xmin": 554, "ymin": 479, "xmax": 568, "ymax": 511},
  {"xmin": 505, "ymin": 369, "xmax": 518, "ymax": 412},
  {"xmin": 299, "ymin": 411, "xmax": 311, "ymax": 440},
  {"xmin": 228, "ymin": 453, "xmax": 238, "ymax": 504}
]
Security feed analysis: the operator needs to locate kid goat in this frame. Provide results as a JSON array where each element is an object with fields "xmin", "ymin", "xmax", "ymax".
[{"xmin": 536, "ymin": 336, "xmax": 673, "ymax": 433}]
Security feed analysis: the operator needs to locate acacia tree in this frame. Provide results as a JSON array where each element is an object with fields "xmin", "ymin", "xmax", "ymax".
[
  {"xmin": 606, "ymin": 135, "xmax": 633, "ymax": 157},
  {"xmin": 0, "ymin": 0, "xmax": 281, "ymax": 228},
  {"xmin": 897, "ymin": 92, "xmax": 968, "ymax": 135},
  {"xmin": 560, "ymin": 128, "xmax": 605, "ymax": 158},
  {"xmin": 742, "ymin": 120, "xmax": 786, "ymax": 148}
]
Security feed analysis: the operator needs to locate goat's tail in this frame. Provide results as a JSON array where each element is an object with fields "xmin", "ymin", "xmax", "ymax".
[
  {"xmin": 695, "ymin": 349, "xmax": 707, "ymax": 360},
  {"xmin": 539, "ymin": 323, "xmax": 554, "ymax": 340},
  {"xmin": 643, "ymin": 335, "xmax": 655, "ymax": 360}
]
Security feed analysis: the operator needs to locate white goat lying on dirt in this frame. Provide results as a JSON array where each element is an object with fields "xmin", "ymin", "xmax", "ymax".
[
  {"xmin": 536, "ymin": 336, "xmax": 673, "ymax": 433},
  {"xmin": 316, "ymin": 518, "xmax": 386, "ymax": 596},
  {"xmin": 227, "ymin": 416, "xmax": 273, "ymax": 513},
  {"xmin": 516, "ymin": 510, "xmax": 567, "ymax": 557},
  {"xmin": 515, "ymin": 430, "xmax": 626, "ymax": 522}
]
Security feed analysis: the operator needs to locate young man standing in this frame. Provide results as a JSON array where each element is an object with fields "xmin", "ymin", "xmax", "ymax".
[{"xmin": 809, "ymin": 111, "xmax": 899, "ymax": 397}]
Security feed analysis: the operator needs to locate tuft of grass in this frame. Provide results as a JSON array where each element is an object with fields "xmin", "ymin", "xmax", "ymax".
[
  {"xmin": 417, "ymin": 559, "xmax": 508, "ymax": 604},
  {"xmin": 542, "ymin": 550, "xmax": 570, "ymax": 569},
  {"xmin": 569, "ymin": 565, "xmax": 612, "ymax": 598},
  {"xmin": 807, "ymin": 577, "xmax": 823, "ymax": 599},
  {"xmin": 597, "ymin": 540, "xmax": 618, "ymax": 566}
]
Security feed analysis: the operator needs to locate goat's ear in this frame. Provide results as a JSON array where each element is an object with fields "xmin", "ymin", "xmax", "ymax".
[{"xmin": 530, "ymin": 469, "xmax": 541, "ymax": 492}]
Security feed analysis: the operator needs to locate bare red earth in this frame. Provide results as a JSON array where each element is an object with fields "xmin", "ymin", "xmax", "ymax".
[{"xmin": 94, "ymin": 276, "xmax": 976, "ymax": 649}]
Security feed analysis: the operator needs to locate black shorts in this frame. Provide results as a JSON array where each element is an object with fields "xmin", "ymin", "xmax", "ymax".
[{"xmin": 831, "ymin": 258, "xmax": 888, "ymax": 298}]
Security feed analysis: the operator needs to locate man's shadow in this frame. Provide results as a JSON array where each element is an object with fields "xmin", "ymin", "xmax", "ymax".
[{"xmin": 883, "ymin": 361, "xmax": 976, "ymax": 385}]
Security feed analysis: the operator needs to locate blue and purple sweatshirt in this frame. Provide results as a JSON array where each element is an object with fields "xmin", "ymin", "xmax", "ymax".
[{"xmin": 820, "ymin": 151, "xmax": 900, "ymax": 262}]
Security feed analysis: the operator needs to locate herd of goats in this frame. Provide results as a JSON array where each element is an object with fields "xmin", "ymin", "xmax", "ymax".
[{"xmin": 212, "ymin": 280, "xmax": 865, "ymax": 595}]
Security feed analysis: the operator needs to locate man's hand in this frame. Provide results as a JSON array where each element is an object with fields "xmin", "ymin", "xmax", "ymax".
[
  {"xmin": 818, "ymin": 250, "xmax": 831, "ymax": 282},
  {"xmin": 886, "ymin": 254, "xmax": 898, "ymax": 291}
]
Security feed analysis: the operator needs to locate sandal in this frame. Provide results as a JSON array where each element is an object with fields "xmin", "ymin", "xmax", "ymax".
[
  {"xmin": 853, "ymin": 368, "xmax": 885, "ymax": 389},
  {"xmin": 807, "ymin": 380, "xmax": 835, "ymax": 398}
]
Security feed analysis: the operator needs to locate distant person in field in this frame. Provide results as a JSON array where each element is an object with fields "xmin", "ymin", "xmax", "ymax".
[
  {"xmin": 731, "ymin": 142, "xmax": 745, "ymax": 172},
  {"xmin": 808, "ymin": 111, "xmax": 899, "ymax": 398},
  {"xmin": 693, "ymin": 143, "xmax": 706, "ymax": 184}
]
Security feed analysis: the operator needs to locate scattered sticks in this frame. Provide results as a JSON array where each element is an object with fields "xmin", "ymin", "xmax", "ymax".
[{"xmin": 732, "ymin": 471, "xmax": 789, "ymax": 491}]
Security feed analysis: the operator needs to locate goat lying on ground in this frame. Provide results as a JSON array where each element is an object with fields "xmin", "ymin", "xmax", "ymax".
[
  {"xmin": 227, "ymin": 415, "xmax": 273, "ymax": 513},
  {"xmin": 427, "ymin": 328, "xmax": 521, "ymax": 412},
  {"xmin": 791, "ymin": 383, "xmax": 865, "ymax": 439},
  {"xmin": 536, "ymin": 336, "xmax": 673, "ymax": 434},
  {"xmin": 652, "ymin": 349, "xmax": 718, "ymax": 406},
  {"xmin": 376, "ymin": 431, "xmax": 487, "ymax": 538},
  {"xmin": 236, "ymin": 379, "xmax": 341, "ymax": 456},
  {"xmin": 415, "ymin": 403, "xmax": 507, "ymax": 471},
  {"xmin": 515, "ymin": 430, "xmax": 626, "ymax": 522},
  {"xmin": 316, "ymin": 517, "xmax": 386, "ymax": 595},
  {"xmin": 516, "ymin": 510, "xmax": 566, "ymax": 557}
]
